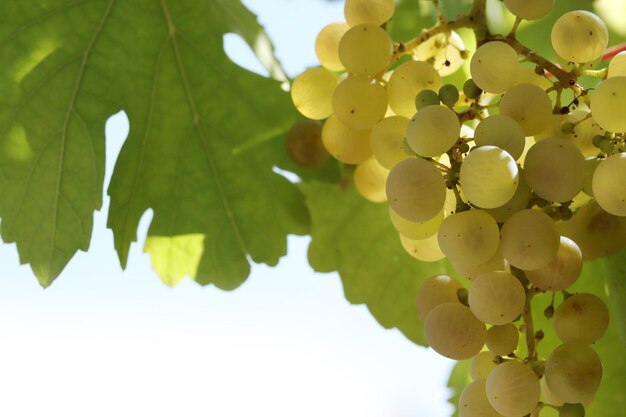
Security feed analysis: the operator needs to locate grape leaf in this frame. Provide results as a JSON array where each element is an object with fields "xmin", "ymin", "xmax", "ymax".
[
  {"xmin": 602, "ymin": 251, "xmax": 626, "ymax": 345},
  {"xmin": 301, "ymin": 180, "xmax": 450, "ymax": 345}
]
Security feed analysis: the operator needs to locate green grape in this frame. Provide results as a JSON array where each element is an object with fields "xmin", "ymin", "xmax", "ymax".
[
  {"xmin": 286, "ymin": 119, "xmax": 328, "ymax": 168},
  {"xmin": 591, "ymin": 76, "xmax": 626, "ymax": 132},
  {"xmin": 370, "ymin": 116, "xmax": 410, "ymax": 169},
  {"xmin": 291, "ymin": 67, "xmax": 336, "ymax": 120},
  {"xmin": 524, "ymin": 138, "xmax": 585, "ymax": 202},
  {"xmin": 534, "ymin": 111, "xmax": 603, "ymax": 157},
  {"xmin": 415, "ymin": 31, "xmax": 466, "ymax": 76},
  {"xmin": 504, "ymin": 0, "xmax": 555, "ymax": 20},
  {"xmin": 486, "ymin": 323, "xmax": 519, "ymax": 356},
  {"xmin": 542, "ymin": 378, "xmax": 565, "ymax": 407},
  {"xmin": 332, "ymin": 75, "xmax": 388, "ymax": 129},
  {"xmin": 525, "ymin": 237, "xmax": 582, "ymax": 291},
  {"xmin": 354, "ymin": 158, "xmax": 389, "ymax": 203},
  {"xmin": 470, "ymin": 41, "xmax": 520, "ymax": 94},
  {"xmin": 468, "ymin": 271, "xmax": 526, "ymax": 325},
  {"xmin": 608, "ymin": 51, "xmax": 626, "ymax": 78},
  {"xmin": 437, "ymin": 209, "xmax": 500, "ymax": 271},
  {"xmin": 460, "ymin": 146, "xmax": 519, "ymax": 209},
  {"xmin": 516, "ymin": 66, "xmax": 553, "ymax": 90},
  {"xmin": 416, "ymin": 274, "xmax": 464, "ymax": 319},
  {"xmin": 406, "ymin": 105, "xmax": 460, "ymax": 157},
  {"xmin": 400, "ymin": 232, "xmax": 445, "ymax": 262},
  {"xmin": 386, "ymin": 158, "xmax": 446, "ymax": 222},
  {"xmin": 315, "ymin": 22, "xmax": 350, "ymax": 72},
  {"xmin": 474, "ymin": 115, "xmax": 526, "ymax": 160},
  {"xmin": 582, "ymin": 157, "xmax": 601, "ymax": 197},
  {"xmin": 439, "ymin": 84, "xmax": 460, "ymax": 107},
  {"xmin": 463, "ymin": 78, "xmax": 483, "ymax": 99},
  {"xmin": 322, "ymin": 115, "xmax": 372, "ymax": 164},
  {"xmin": 559, "ymin": 403, "xmax": 585, "ymax": 417},
  {"xmin": 592, "ymin": 153, "xmax": 626, "ymax": 215},
  {"xmin": 500, "ymin": 83, "xmax": 553, "ymax": 136},
  {"xmin": 470, "ymin": 351, "xmax": 498, "ymax": 381},
  {"xmin": 424, "ymin": 302, "xmax": 487, "ymax": 360},
  {"xmin": 453, "ymin": 247, "xmax": 507, "ymax": 280},
  {"xmin": 485, "ymin": 361, "xmax": 541, "ymax": 417},
  {"xmin": 500, "ymin": 209, "xmax": 560, "ymax": 270},
  {"xmin": 553, "ymin": 293, "xmax": 609, "ymax": 344},
  {"xmin": 344, "ymin": 0, "xmax": 395, "ymax": 27},
  {"xmin": 551, "ymin": 10, "xmax": 608, "ymax": 63},
  {"xmin": 459, "ymin": 380, "xmax": 504, "ymax": 417},
  {"xmin": 387, "ymin": 61, "xmax": 443, "ymax": 117},
  {"xmin": 389, "ymin": 206, "xmax": 443, "ymax": 240},
  {"xmin": 338, "ymin": 24, "xmax": 392, "ymax": 76},
  {"xmin": 415, "ymin": 89, "xmax": 440, "ymax": 110},
  {"xmin": 484, "ymin": 169, "xmax": 532, "ymax": 223},
  {"xmin": 545, "ymin": 342, "xmax": 602, "ymax": 404}
]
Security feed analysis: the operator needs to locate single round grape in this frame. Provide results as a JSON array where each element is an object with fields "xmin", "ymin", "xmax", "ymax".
[
  {"xmin": 469, "ymin": 271, "xmax": 526, "ymax": 325},
  {"xmin": 591, "ymin": 76, "xmax": 626, "ymax": 133},
  {"xmin": 525, "ymin": 236, "xmax": 582, "ymax": 291},
  {"xmin": 470, "ymin": 41, "xmax": 520, "ymax": 94},
  {"xmin": 344, "ymin": 0, "xmax": 395, "ymax": 27},
  {"xmin": 551, "ymin": 10, "xmax": 608, "ymax": 63},
  {"xmin": 286, "ymin": 120, "xmax": 328, "ymax": 168},
  {"xmin": 559, "ymin": 403, "xmax": 585, "ymax": 417},
  {"xmin": 315, "ymin": 22, "xmax": 350, "ymax": 72},
  {"xmin": 500, "ymin": 83, "xmax": 553, "ymax": 136},
  {"xmin": 437, "ymin": 209, "xmax": 500, "ymax": 270},
  {"xmin": 387, "ymin": 61, "xmax": 443, "ymax": 117},
  {"xmin": 415, "ymin": 89, "xmax": 441, "ymax": 110},
  {"xmin": 333, "ymin": 75, "xmax": 388, "ymax": 129},
  {"xmin": 439, "ymin": 84, "xmax": 460, "ymax": 107},
  {"xmin": 416, "ymin": 274, "xmax": 464, "ymax": 319},
  {"xmin": 291, "ymin": 67, "xmax": 336, "ymax": 120},
  {"xmin": 424, "ymin": 302, "xmax": 487, "ymax": 360},
  {"xmin": 504, "ymin": 0, "xmax": 555, "ymax": 20},
  {"xmin": 553, "ymin": 293, "xmax": 609, "ymax": 344},
  {"xmin": 470, "ymin": 351, "xmax": 498, "ymax": 381},
  {"xmin": 386, "ymin": 158, "xmax": 446, "ymax": 222},
  {"xmin": 415, "ymin": 31, "xmax": 466, "ymax": 76},
  {"xmin": 486, "ymin": 323, "xmax": 519, "ymax": 356},
  {"xmin": 390, "ymin": 206, "xmax": 443, "ymax": 240},
  {"xmin": 406, "ymin": 105, "xmax": 460, "ymax": 157},
  {"xmin": 338, "ymin": 24, "xmax": 393, "ymax": 76},
  {"xmin": 500, "ymin": 209, "xmax": 560, "ymax": 270},
  {"xmin": 474, "ymin": 115, "xmax": 526, "ymax": 161},
  {"xmin": 370, "ymin": 116, "xmax": 410, "ymax": 169},
  {"xmin": 592, "ymin": 153, "xmax": 626, "ymax": 215},
  {"xmin": 484, "ymin": 169, "xmax": 532, "ymax": 223},
  {"xmin": 354, "ymin": 158, "xmax": 389, "ymax": 203},
  {"xmin": 459, "ymin": 380, "xmax": 504, "ymax": 417},
  {"xmin": 400, "ymin": 232, "xmax": 445, "ymax": 262},
  {"xmin": 545, "ymin": 342, "xmax": 602, "ymax": 404},
  {"xmin": 321, "ymin": 115, "xmax": 372, "ymax": 164},
  {"xmin": 524, "ymin": 137, "xmax": 585, "ymax": 202},
  {"xmin": 463, "ymin": 78, "xmax": 483, "ymax": 99},
  {"xmin": 608, "ymin": 51, "xmax": 626, "ymax": 78},
  {"xmin": 486, "ymin": 361, "xmax": 541, "ymax": 417}
]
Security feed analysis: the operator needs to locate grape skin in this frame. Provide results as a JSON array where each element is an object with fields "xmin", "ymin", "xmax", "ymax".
[
  {"xmin": 486, "ymin": 361, "xmax": 541, "ymax": 417},
  {"xmin": 406, "ymin": 105, "xmax": 460, "ymax": 157},
  {"xmin": 553, "ymin": 293, "xmax": 609, "ymax": 344},
  {"xmin": 416, "ymin": 274, "xmax": 464, "ymax": 319},
  {"xmin": 468, "ymin": 271, "xmax": 526, "ymax": 325},
  {"xmin": 545, "ymin": 342, "xmax": 603, "ymax": 404},
  {"xmin": 592, "ymin": 152, "xmax": 626, "ymax": 216},
  {"xmin": 551, "ymin": 10, "xmax": 608, "ymax": 63}
]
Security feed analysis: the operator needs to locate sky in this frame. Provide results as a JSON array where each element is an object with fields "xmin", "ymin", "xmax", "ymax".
[{"xmin": 0, "ymin": 1, "xmax": 454, "ymax": 416}]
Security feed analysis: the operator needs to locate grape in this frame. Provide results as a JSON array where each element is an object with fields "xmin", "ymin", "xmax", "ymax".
[
  {"xmin": 460, "ymin": 146, "xmax": 519, "ymax": 209},
  {"xmin": 333, "ymin": 75, "xmax": 388, "ymax": 129},
  {"xmin": 424, "ymin": 302, "xmax": 487, "ymax": 360},
  {"xmin": 485, "ymin": 361, "xmax": 541, "ymax": 417},
  {"xmin": 344, "ymin": 0, "xmax": 395, "ymax": 27},
  {"xmin": 470, "ymin": 41, "xmax": 520, "ymax": 94},
  {"xmin": 504, "ymin": 0, "xmax": 555, "ymax": 20},
  {"xmin": 459, "ymin": 380, "xmax": 504, "ymax": 417},
  {"xmin": 415, "ymin": 31, "xmax": 466, "ymax": 76},
  {"xmin": 468, "ymin": 271, "xmax": 526, "ymax": 325},
  {"xmin": 370, "ymin": 116, "xmax": 410, "ymax": 169},
  {"xmin": 486, "ymin": 323, "xmax": 519, "ymax": 356},
  {"xmin": 582, "ymin": 157, "xmax": 601, "ymax": 197},
  {"xmin": 453, "ymin": 247, "xmax": 507, "ymax": 280},
  {"xmin": 354, "ymin": 158, "xmax": 389, "ymax": 203},
  {"xmin": 524, "ymin": 137, "xmax": 585, "ymax": 202},
  {"xmin": 474, "ymin": 115, "xmax": 526, "ymax": 161},
  {"xmin": 338, "ymin": 24, "xmax": 393, "ymax": 76},
  {"xmin": 484, "ymin": 169, "xmax": 532, "ymax": 223},
  {"xmin": 406, "ymin": 105, "xmax": 460, "ymax": 157},
  {"xmin": 525, "ymin": 237, "xmax": 582, "ymax": 291},
  {"xmin": 315, "ymin": 22, "xmax": 350, "ymax": 72},
  {"xmin": 470, "ymin": 351, "xmax": 497, "ymax": 381},
  {"xmin": 553, "ymin": 293, "xmax": 609, "ymax": 344},
  {"xmin": 500, "ymin": 83, "xmax": 552, "ymax": 136},
  {"xmin": 400, "ymin": 233, "xmax": 445, "ymax": 262},
  {"xmin": 545, "ymin": 342, "xmax": 602, "ymax": 404},
  {"xmin": 591, "ymin": 76, "xmax": 626, "ymax": 133},
  {"xmin": 439, "ymin": 84, "xmax": 460, "ymax": 107},
  {"xmin": 389, "ymin": 206, "xmax": 443, "ymax": 240},
  {"xmin": 291, "ymin": 67, "xmax": 336, "ymax": 120},
  {"xmin": 608, "ymin": 51, "xmax": 626, "ymax": 78},
  {"xmin": 437, "ymin": 209, "xmax": 500, "ymax": 270},
  {"xmin": 387, "ymin": 61, "xmax": 443, "ymax": 117},
  {"xmin": 592, "ymin": 153, "xmax": 626, "ymax": 215},
  {"xmin": 321, "ymin": 115, "xmax": 372, "ymax": 164},
  {"xmin": 463, "ymin": 78, "xmax": 482, "ymax": 99},
  {"xmin": 542, "ymin": 378, "xmax": 565, "ymax": 407},
  {"xmin": 500, "ymin": 209, "xmax": 560, "ymax": 270},
  {"xmin": 559, "ymin": 403, "xmax": 585, "ymax": 417},
  {"xmin": 286, "ymin": 120, "xmax": 328, "ymax": 168},
  {"xmin": 386, "ymin": 158, "xmax": 446, "ymax": 222},
  {"xmin": 416, "ymin": 274, "xmax": 464, "ymax": 319},
  {"xmin": 551, "ymin": 10, "xmax": 608, "ymax": 63},
  {"xmin": 415, "ymin": 89, "xmax": 441, "ymax": 110}
]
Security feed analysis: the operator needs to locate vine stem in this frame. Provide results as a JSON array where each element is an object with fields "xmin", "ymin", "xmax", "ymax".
[{"xmin": 523, "ymin": 287, "xmax": 538, "ymax": 361}]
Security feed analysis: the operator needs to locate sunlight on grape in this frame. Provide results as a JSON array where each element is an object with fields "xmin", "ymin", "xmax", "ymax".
[
  {"xmin": 596, "ymin": 0, "xmax": 626, "ymax": 36},
  {"xmin": 2, "ymin": 123, "xmax": 34, "ymax": 162},
  {"xmin": 11, "ymin": 37, "xmax": 59, "ymax": 83}
]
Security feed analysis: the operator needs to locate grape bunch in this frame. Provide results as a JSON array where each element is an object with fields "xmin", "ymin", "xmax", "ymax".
[{"xmin": 288, "ymin": 0, "xmax": 622, "ymax": 416}]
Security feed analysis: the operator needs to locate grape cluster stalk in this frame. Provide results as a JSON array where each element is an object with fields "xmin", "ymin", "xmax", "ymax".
[{"xmin": 287, "ymin": 1, "xmax": 624, "ymax": 416}]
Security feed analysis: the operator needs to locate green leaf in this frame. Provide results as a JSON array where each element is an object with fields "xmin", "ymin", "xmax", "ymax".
[
  {"xmin": 446, "ymin": 359, "xmax": 471, "ymax": 417},
  {"xmin": 602, "ymin": 250, "xmax": 626, "ymax": 345},
  {"xmin": 388, "ymin": 0, "xmax": 435, "ymax": 43},
  {"xmin": 301, "ymin": 180, "xmax": 450, "ymax": 345}
]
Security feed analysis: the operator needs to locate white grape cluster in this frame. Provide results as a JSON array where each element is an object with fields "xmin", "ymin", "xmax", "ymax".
[{"xmin": 289, "ymin": 1, "xmax": 621, "ymax": 416}]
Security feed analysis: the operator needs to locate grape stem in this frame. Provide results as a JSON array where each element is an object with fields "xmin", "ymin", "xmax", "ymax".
[
  {"xmin": 510, "ymin": 267, "xmax": 539, "ymax": 361},
  {"xmin": 602, "ymin": 41, "xmax": 626, "ymax": 60}
]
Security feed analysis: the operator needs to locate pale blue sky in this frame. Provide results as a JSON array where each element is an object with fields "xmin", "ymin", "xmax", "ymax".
[{"xmin": 0, "ymin": 1, "xmax": 454, "ymax": 416}]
